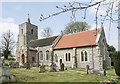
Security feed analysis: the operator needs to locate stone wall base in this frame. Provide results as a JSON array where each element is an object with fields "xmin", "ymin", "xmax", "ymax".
[
  {"xmin": 0, "ymin": 75, "xmax": 16, "ymax": 83},
  {"xmin": 88, "ymin": 69, "xmax": 106, "ymax": 76}
]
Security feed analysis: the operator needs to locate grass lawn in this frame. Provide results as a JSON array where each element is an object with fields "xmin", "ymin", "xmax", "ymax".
[{"xmin": 10, "ymin": 67, "xmax": 120, "ymax": 83}]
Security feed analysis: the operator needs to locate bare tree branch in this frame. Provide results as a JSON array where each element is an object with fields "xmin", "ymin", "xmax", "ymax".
[
  {"xmin": 41, "ymin": 27, "xmax": 53, "ymax": 38},
  {"xmin": 39, "ymin": 0, "xmax": 105, "ymax": 21}
]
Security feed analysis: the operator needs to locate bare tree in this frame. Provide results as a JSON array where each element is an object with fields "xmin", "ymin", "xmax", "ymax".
[
  {"xmin": 1, "ymin": 30, "xmax": 15, "ymax": 59},
  {"xmin": 41, "ymin": 27, "xmax": 53, "ymax": 38}
]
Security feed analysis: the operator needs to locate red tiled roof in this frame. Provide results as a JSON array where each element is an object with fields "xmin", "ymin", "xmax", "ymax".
[{"xmin": 54, "ymin": 28, "xmax": 100, "ymax": 49}]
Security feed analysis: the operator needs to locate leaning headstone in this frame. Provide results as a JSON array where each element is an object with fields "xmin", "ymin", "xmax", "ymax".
[
  {"xmin": 50, "ymin": 63, "xmax": 56, "ymax": 72},
  {"xmin": 39, "ymin": 65, "xmax": 45, "ymax": 73},
  {"xmin": 60, "ymin": 63, "xmax": 64, "ymax": 71}
]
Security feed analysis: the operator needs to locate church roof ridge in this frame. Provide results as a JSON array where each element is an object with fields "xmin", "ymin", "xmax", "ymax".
[{"xmin": 30, "ymin": 35, "xmax": 58, "ymax": 42}]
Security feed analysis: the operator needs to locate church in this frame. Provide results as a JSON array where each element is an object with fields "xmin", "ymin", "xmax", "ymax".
[{"xmin": 16, "ymin": 17, "xmax": 111, "ymax": 71}]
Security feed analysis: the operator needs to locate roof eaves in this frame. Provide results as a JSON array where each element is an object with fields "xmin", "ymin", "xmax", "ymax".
[{"xmin": 54, "ymin": 44, "xmax": 97, "ymax": 50}]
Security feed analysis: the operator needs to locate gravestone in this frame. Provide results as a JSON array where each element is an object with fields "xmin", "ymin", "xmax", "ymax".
[
  {"xmin": 86, "ymin": 65, "xmax": 89, "ymax": 75},
  {"xmin": 60, "ymin": 63, "xmax": 64, "ymax": 71},
  {"xmin": 50, "ymin": 63, "xmax": 56, "ymax": 72},
  {"xmin": 2, "ymin": 66, "xmax": 10, "ymax": 76},
  {"xmin": 15, "ymin": 62, "xmax": 19, "ymax": 68},
  {"xmin": 26, "ymin": 62, "xmax": 30, "ymax": 69},
  {"xmin": 0, "ymin": 59, "xmax": 16, "ymax": 83},
  {"xmin": 39, "ymin": 65, "xmax": 45, "ymax": 73}
]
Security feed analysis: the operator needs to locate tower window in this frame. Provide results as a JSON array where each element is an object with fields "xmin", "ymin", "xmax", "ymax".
[
  {"xmin": 31, "ymin": 29, "xmax": 34, "ymax": 35},
  {"xmin": 21, "ymin": 29, "xmax": 23, "ymax": 34}
]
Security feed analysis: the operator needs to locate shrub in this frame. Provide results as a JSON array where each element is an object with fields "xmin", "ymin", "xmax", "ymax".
[{"xmin": 114, "ymin": 51, "xmax": 120, "ymax": 76}]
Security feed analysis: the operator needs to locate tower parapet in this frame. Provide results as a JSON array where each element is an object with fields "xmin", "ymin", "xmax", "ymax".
[{"xmin": 16, "ymin": 16, "xmax": 38, "ymax": 64}]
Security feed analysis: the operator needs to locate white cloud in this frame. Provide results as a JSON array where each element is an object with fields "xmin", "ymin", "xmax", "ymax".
[
  {"xmin": 0, "ymin": 17, "xmax": 14, "ymax": 23},
  {"xmin": 38, "ymin": 29, "xmax": 44, "ymax": 39},
  {"xmin": 0, "ymin": 17, "xmax": 19, "ymax": 42}
]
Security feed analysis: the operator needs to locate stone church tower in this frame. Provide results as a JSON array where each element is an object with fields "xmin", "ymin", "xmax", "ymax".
[{"xmin": 16, "ymin": 16, "xmax": 38, "ymax": 65}]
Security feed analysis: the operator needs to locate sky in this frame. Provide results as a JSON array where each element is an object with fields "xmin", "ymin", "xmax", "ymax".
[{"xmin": 0, "ymin": 0, "xmax": 119, "ymax": 55}]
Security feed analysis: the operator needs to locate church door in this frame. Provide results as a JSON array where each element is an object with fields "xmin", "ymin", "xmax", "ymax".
[{"xmin": 60, "ymin": 59, "xmax": 62, "ymax": 65}]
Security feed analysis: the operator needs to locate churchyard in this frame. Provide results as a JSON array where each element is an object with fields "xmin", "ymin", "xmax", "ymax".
[
  {"xmin": 0, "ymin": 59, "xmax": 119, "ymax": 83},
  {"xmin": 10, "ymin": 67, "xmax": 120, "ymax": 83}
]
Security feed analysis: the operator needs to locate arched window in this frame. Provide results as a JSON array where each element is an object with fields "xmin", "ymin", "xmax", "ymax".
[
  {"xmin": 85, "ymin": 51, "xmax": 87, "ymax": 61},
  {"xmin": 66, "ymin": 53, "xmax": 67, "ymax": 61},
  {"xmin": 66, "ymin": 53, "xmax": 71, "ymax": 61},
  {"xmin": 40, "ymin": 51, "xmax": 43, "ymax": 60},
  {"xmin": 46, "ymin": 50, "xmax": 49, "ymax": 60},
  {"xmin": 55, "ymin": 54, "xmax": 58, "ymax": 62},
  {"xmin": 31, "ymin": 29, "xmax": 34, "ymax": 35},
  {"xmin": 81, "ymin": 51, "xmax": 84, "ymax": 61},
  {"xmin": 68, "ymin": 53, "xmax": 70, "ymax": 61}
]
